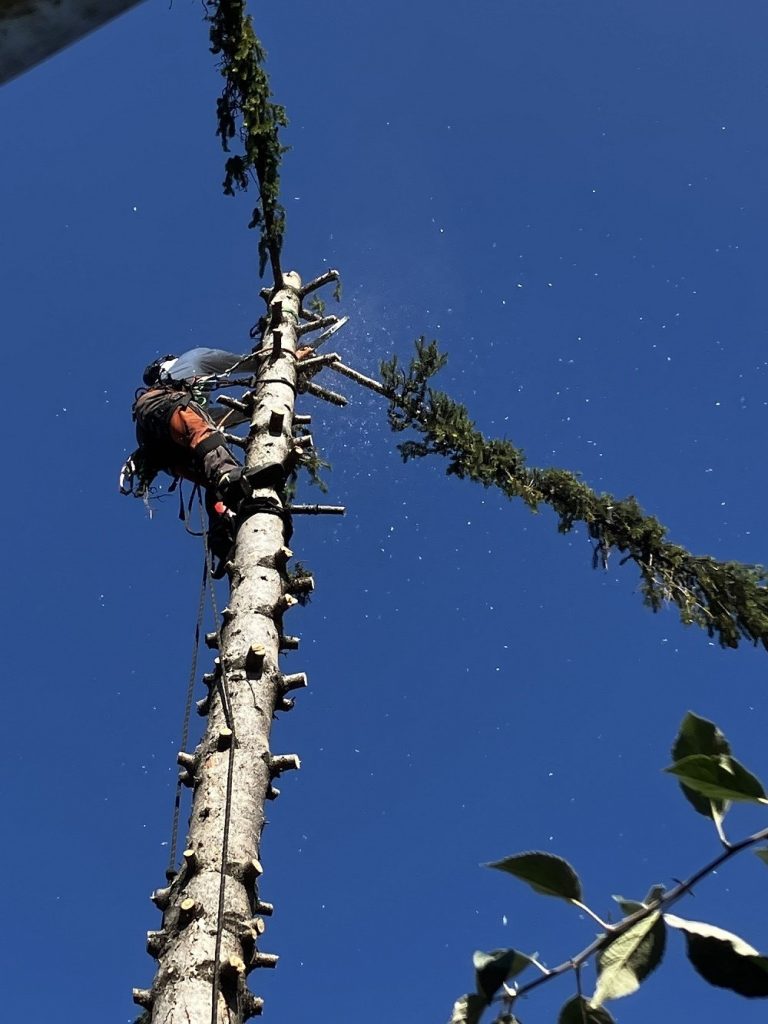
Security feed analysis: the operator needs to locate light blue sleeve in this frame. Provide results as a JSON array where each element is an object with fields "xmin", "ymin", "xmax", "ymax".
[{"xmin": 167, "ymin": 348, "xmax": 247, "ymax": 380}]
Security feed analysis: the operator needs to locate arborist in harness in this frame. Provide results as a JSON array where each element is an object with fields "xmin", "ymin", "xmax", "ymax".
[{"xmin": 121, "ymin": 345, "xmax": 308, "ymax": 576}]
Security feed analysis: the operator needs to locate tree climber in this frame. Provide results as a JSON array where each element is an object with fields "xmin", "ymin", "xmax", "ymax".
[{"xmin": 121, "ymin": 345, "xmax": 309, "ymax": 575}]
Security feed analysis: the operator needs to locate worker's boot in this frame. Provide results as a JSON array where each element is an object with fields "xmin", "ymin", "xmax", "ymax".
[
  {"xmin": 193, "ymin": 435, "xmax": 245, "ymax": 510},
  {"xmin": 208, "ymin": 502, "xmax": 236, "ymax": 578},
  {"xmin": 216, "ymin": 468, "xmax": 248, "ymax": 512},
  {"xmin": 216, "ymin": 462, "xmax": 287, "ymax": 509}
]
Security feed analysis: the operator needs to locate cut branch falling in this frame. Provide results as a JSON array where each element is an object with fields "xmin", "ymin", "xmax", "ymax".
[
  {"xmin": 380, "ymin": 338, "xmax": 768, "ymax": 650},
  {"xmin": 205, "ymin": 0, "xmax": 287, "ymax": 281}
]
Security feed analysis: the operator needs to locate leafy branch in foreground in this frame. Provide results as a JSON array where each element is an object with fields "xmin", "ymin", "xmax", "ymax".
[
  {"xmin": 450, "ymin": 712, "xmax": 768, "ymax": 1024},
  {"xmin": 205, "ymin": 0, "xmax": 288, "ymax": 280},
  {"xmin": 381, "ymin": 339, "xmax": 768, "ymax": 650}
]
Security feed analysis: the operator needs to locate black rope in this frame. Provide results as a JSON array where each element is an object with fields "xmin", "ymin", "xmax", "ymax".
[
  {"xmin": 167, "ymin": 555, "xmax": 208, "ymax": 877},
  {"xmin": 179, "ymin": 482, "xmax": 205, "ymax": 536},
  {"xmin": 249, "ymin": 376, "xmax": 297, "ymax": 394},
  {"xmin": 211, "ymin": 721, "xmax": 237, "ymax": 1024},
  {"xmin": 199, "ymin": 497, "xmax": 238, "ymax": 1024}
]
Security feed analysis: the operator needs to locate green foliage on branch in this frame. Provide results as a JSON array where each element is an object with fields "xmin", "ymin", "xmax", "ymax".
[
  {"xmin": 205, "ymin": 1, "xmax": 287, "ymax": 278},
  {"xmin": 451, "ymin": 712, "xmax": 768, "ymax": 1024},
  {"xmin": 381, "ymin": 339, "xmax": 768, "ymax": 650}
]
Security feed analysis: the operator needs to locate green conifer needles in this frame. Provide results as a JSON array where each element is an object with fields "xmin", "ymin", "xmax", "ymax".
[
  {"xmin": 205, "ymin": 1, "xmax": 287, "ymax": 279},
  {"xmin": 381, "ymin": 339, "xmax": 768, "ymax": 650}
]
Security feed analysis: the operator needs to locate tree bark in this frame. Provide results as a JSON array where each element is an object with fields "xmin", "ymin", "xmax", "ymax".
[{"xmin": 142, "ymin": 272, "xmax": 304, "ymax": 1024}]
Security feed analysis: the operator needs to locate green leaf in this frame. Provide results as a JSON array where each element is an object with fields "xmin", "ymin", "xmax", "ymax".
[
  {"xmin": 473, "ymin": 949, "xmax": 533, "ymax": 1002},
  {"xmin": 612, "ymin": 895, "xmax": 644, "ymax": 916},
  {"xmin": 487, "ymin": 852, "xmax": 583, "ymax": 901},
  {"xmin": 664, "ymin": 754, "xmax": 766, "ymax": 803},
  {"xmin": 755, "ymin": 848, "xmax": 768, "ymax": 868},
  {"xmin": 448, "ymin": 993, "xmax": 487, "ymax": 1024},
  {"xmin": 591, "ymin": 912, "xmax": 666, "ymax": 1005},
  {"xmin": 671, "ymin": 712, "xmax": 732, "ymax": 820},
  {"xmin": 665, "ymin": 914, "xmax": 768, "ymax": 997},
  {"xmin": 642, "ymin": 884, "xmax": 666, "ymax": 905},
  {"xmin": 672, "ymin": 712, "xmax": 732, "ymax": 760},
  {"xmin": 612, "ymin": 884, "xmax": 665, "ymax": 917},
  {"xmin": 558, "ymin": 995, "xmax": 616, "ymax": 1024}
]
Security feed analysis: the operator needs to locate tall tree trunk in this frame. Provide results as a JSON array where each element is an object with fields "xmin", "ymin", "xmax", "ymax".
[{"xmin": 137, "ymin": 271, "xmax": 304, "ymax": 1024}]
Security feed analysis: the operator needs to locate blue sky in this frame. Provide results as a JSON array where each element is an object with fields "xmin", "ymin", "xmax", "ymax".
[{"xmin": 3, "ymin": 1, "xmax": 768, "ymax": 1021}]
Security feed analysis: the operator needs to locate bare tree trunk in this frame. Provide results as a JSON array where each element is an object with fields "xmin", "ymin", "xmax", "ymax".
[{"xmin": 138, "ymin": 272, "xmax": 304, "ymax": 1024}]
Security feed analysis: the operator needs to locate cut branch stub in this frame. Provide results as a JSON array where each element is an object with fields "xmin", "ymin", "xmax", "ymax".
[
  {"xmin": 249, "ymin": 643, "xmax": 270, "ymax": 675},
  {"xmin": 280, "ymin": 672, "xmax": 308, "ymax": 695},
  {"xmin": 254, "ymin": 899, "xmax": 274, "ymax": 917},
  {"xmin": 132, "ymin": 988, "xmax": 153, "ymax": 1009},
  {"xmin": 268, "ymin": 753, "xmax": 301, "ymax": 775},
  {"xmin": 217, "ymin": 727, "xmax": 234, "ymax": 750},
  {"xmin": 280, "ymin": 635, "xmax": 300, "ymax": 651},
  {"xmin": 145, "ymin": 930, "xmax": 168, "ymax": 958},
  {"xmin": 223, "ymin": 431, "xmax": 247, "ymax": 450},
  {"xmin": 242, "ymin": 992, "xmax": 265, "ymax": 1019},
  {"xmin": 150, "ymin": 886, "xmax": 172, "ymax": 911},
  {"xmin": 296, "ymin": 314, "xmax": 337, "ymax": 337},
  {"xmin": 292, "ymin": 413, "xmax": 311, "ymax": 426},
  {"xmin": 288, "ymin": 504, "xmax": 345, "ymax": 515},
  {"xmin": 177, "ymin": 752, "xmax": 198, "ymax": 772},
  {"xmin": 238, "ymin": 916, "xmax": 267, "ymax": 945},
  {"xmin": 245, "ymin": 643, "xmax": 266, "ymax": 676},
  {"xmin": 182, "ymin": 849, "xmax": 198, "ymax": 874},
  {"xmin": 300, "ymin": 267, "xmax": 339, "ymax": 296},
  {"xmin": 251, "ymin": 951, "xmax": 279, "ymax": 970},
  {"xmin": 268, "ymin": 410, "xmax": 284, "ymax": 436},
  {"xmin": 286, "ymin": 574, "xmax": 314, "ymax": 596},
  {"xmin": 202, "ymin": 660, "xmax": 221, "ymax": 686},
  {"xmin": 177, "ymin": 897, "xmax": 201, "ymax": 928},
  {"xmin": 221, "ymin": 954, "xmax": 247, "ymax": 981},
  {"xmin": 230, "ymin": 858, "xmax": 264, "ymax": 885},
  {"xmin": 205, "ymin": 631, "xmax": 220, "ymax": 650},
  {"xmin": 218, "ymin": 394, "xmax": 251, "ymax": 415}
]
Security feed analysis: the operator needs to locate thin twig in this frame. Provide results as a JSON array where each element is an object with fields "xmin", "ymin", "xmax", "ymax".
[
  {"xmin": 508, "ymin": 823, "xmax": 768, "ymax": 1003},
  {"xmin": 570, "ymin": 900, "xmax": 612, "ymax": 931}
]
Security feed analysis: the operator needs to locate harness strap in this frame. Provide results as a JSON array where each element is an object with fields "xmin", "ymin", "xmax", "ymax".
[{"xmin": 193, "ymin": 431, "xmax": 228, "ymax": 458}]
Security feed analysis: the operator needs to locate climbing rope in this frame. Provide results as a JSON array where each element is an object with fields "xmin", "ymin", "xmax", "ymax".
[
  {"xmin": 199, "ymin": 506, "xmax": 238, "ymax": 1024},
  {"xmin": 167, "ymin": 555, "xmax": 208, "ymax": 877}
]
